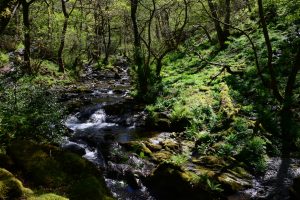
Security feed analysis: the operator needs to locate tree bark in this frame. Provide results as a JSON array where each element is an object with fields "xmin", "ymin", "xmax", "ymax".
[
  {"xmin": 57, "ymin": 18, "xmax": 68, "ymax": 72},
  {"xmin": 21, "ymin": 0, "xmax": 31, "ymax": 73},
  {"xmin": 280, "ymin": 46, "xmax": 300, "ymax": 148},
  {"xmin": 224, "ymin": 0, "xmax": 231, "ymax": 38},
  {"xmin": 257, "ymin": 0, "xmax": 283, "ymax": 102},
  {"xmin": 207, "ymin": 0, "xmax": 226, "ymax": 49}
]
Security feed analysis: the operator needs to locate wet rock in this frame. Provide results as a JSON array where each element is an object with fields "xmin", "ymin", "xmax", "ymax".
[
  {"xmin": 106, "ymin": 162, "xmax": 141, "ymax": 190},
  {"xmin": 114, "ymin": 72, "xmax": 121, "ymax": 79},
  {"xmin": 103, "ymin": 103, "xmax": 126, "ymax": 115},
  {"xmin": 121, "ymin": 141, "xmax": 152, "ymax": 157},
  {"xmin": 62, "ymin": 142, "xmax": 86, "ymax": 156},
  {"xmin": 218, "ymin": 172, "xmax": 252, "ymax": 192},
  {"xmin": 144, "ymin": 141, "xmax": 162, "ymax": 152},
  {"xmin": 113, "ymin": 89, "xmax": 123, "ymax": 94}
]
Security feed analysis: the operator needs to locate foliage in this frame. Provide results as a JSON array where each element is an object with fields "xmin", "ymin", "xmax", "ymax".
[
  {"xmin": 0, "ymin": 79, "xmax": 65, "ymax": 144},
  {"xmin": 168, "ymin": 154, "xmax": 189, "ymax": 166},
  {"xmin": 0, "ymin": 51, "xmax": 9, "ymax": 66}
]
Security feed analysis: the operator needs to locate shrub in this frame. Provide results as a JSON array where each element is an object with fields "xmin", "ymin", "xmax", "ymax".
[
  {"xmin": 0, "ymin": 52, "xmax": 9, "ymax": 66},
  {"xmin": 238, "ymin": 136, "xmax": 267, "ymax": 173},
  {"xmin": 0, "ymin": 82, "xmax": 65, "ymax": 144}
]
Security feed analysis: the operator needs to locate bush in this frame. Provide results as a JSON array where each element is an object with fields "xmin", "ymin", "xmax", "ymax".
[
  {"xmin": 0, "ymin": 82, "xmax": 65, "ymax": 144},
  {"xmin": 238, "ymin": 136, "xmax": 267, "ymax": 173},
  {"xmin": 0, "ymin": 52, "xmax": 9, "ymax": 66}
]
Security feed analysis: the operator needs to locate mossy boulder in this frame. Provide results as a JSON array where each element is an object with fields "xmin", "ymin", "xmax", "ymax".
[
  {"xmin": 6, "ymin": 140, "xmax": 113, "ymax": 200},
  {"xmin": 121, "ymin": 141, "xmax": 152, "ymax": 157},
  {"xmin": 146, "ymin": 163, "xmax": 215, "ymax": 200},
  {"xmin": 151, "ymin": 151, "xmax": 173, "ymax": 162},
  {"xmin": 0, "ymin": 168, "xmax": 33, "ymax": 199}
]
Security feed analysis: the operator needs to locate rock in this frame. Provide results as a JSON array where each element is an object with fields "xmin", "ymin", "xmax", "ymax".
[
  {"xmin": 218, "ymin": 172, "xmax": 252, "ymax": 192},
  {"xmin": 106, "ymin": 162, "xmax": 140, "ymax": 190},
  {"xmin": 121, "ymin": 141, "xmax": 152, "ymax": 157},
  {"xmin": 0, "ymin": 168, "xmax": 33, "ymax": 199},
  {"xmin": 146, "ymin": 163, "xmax": 214, "ymax": 200},
  {"xmin": 152, "ymin": 151, "xmax": 173, "ymax": 162},
  {"xmin": 7, "ymin": 140, "xmax": 113, "ymax": 200},
  {"xmin": 161, "ymin": 139, "xmax": 179, "ymax": 151},
  {"xmin": 192, "ymin": 156, "xmax": 228, "ymax": 169},
  {"xmin": 156, "ymin": 118, "xmax": 172, "ymax": 131},
  {"xmin": 144, "ymin": 141, "xmax": 162, "ymax": 152},
  {"xmin": 62, "ymin": 143, "xmax": 86, "ymax": 156}
]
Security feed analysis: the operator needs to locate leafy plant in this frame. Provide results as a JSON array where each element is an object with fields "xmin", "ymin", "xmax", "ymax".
[
  {"xmin": 169, "ymin": 154, "xmax": 189, "ymax": 166},
  {"xmin": 0, "ymin": 81, "xmax": 65, "ymax": 144}
]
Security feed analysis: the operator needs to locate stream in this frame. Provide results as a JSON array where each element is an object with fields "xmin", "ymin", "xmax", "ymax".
[
  {"xmin": 61, "ymin": 61, "xmax": 157, "ymax": 200},
  {"xmin": 59, "ymin": 59, "xmax": 300, "ymax": 200}
]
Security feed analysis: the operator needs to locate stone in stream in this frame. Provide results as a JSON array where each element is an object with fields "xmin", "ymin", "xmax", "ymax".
[{"xmin": 62, "ymin": 142, "xmax": 86, "ymax": 156}]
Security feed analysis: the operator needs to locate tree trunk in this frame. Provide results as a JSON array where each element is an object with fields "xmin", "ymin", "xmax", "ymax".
[
  {"xmin": 257, "ymin": 0, "xmax": 283, "ymax": 102},
  {"xmin": 207, "ymin": 0, "xmax": 226, "ymax": 49},
  {"xmin": 103, "ymin": 19, "xmax": 111, "ymax": 65},
  {"xmin": 280, "ymin": 46, "xmax": 300, "ymax": 151},
  {"xmin": 21, "ymin": 0, "xmax": 31, "ymax": 73},
  {"xmin": 224, "ymin": 0, "xmax": 231, "ymax": 38},
  {"xmin": 57, "ymin": 18, "xmax": 68, "ymax": 73},
  {"xmin": 130, "ymin": 0, "xmax": 142, "ymax": 66}
]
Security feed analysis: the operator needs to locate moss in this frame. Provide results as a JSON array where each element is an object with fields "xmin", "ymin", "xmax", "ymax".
[
  {"xmin": 28, "ymin": 193, "xmax": 68, "ymax": 200},
  {"xmin": 146, "ymin": 163, "xmax": 213, "ymax": 200},
  {"xmin": 0, "ymin": 168, "xmax": 33, "ymax": 200},
  {"xmin": 218, "ymin": 172, "xmax": 252, "ymax": 192},
  {"xmin": 219, "ymin": 83, "xmax": 237, "ymax": 119},
  {"xmin": 152, "ymin": 151, "xmax": 172, "ymax": 162},
  {"xmin": 69, "ymin": 176, "xmax": 112, "ymax": 200},
  {"xmin": 7, "ymin": 141, "xmax": 113, "ymax": 199},
  {"xmin": 121, "ymin": 141, "xmax": 152, "ymax": 157}
]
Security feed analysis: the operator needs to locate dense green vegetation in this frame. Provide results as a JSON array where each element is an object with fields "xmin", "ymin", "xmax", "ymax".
[{"xmin": 0, "ymin": 0, "xmax": 299, "ymax": 199}]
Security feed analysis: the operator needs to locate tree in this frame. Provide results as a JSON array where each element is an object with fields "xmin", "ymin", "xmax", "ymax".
[
  {"xmin": 206, "ymin": 0, "xmax": 231, "ymax": 49},
  {"xmin": 57, "ymin": 0, "xmax": 78, "ymax": 73},
  {"xmin": 20, "ymin": 0, "xmax": 36, "ymax": 73}
]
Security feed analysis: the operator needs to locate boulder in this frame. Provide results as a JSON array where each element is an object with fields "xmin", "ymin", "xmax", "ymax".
[
  {"xmin": 145, "ymin": 163, "xmax": 215, "ymax": 200},
  {"xmin": 62, "ymin": 142, "xmax": 86, "ymax": 156},
  {"xmin": 7, "ymin": 140, "xmax": 114, "ymax": 200},
  {"xmin": 120, "ymin": 141, "xmax": 152, "ymax": 157},
  {"xmin": 0, "ymin": 168, "xmax": 33, "ymax": 199}
]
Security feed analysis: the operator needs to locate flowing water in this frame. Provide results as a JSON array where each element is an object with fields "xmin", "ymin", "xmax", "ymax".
[{"xmin": 61, "ymin": 63, "xmax": 156, "ymax": 200}]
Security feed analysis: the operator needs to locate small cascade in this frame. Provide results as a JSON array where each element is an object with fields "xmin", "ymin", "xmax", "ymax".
[{"xmin": 62, "ymin": 60, "xmax": 157, "ymax": 200}]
